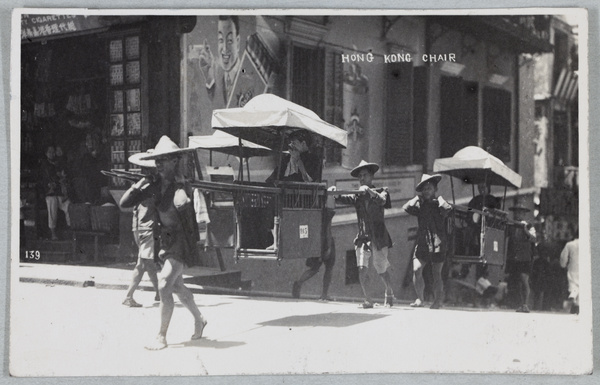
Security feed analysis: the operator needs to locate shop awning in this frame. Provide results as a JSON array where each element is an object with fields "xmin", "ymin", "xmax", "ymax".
[{"xmin": 553, "ymin": 67, "xmax": 579, "ymax": 104}]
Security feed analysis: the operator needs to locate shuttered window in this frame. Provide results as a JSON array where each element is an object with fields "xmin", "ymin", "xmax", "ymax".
[
  {"xmin": 482, "ymin": 86, "xmax": 511, "ymax": 162},
  {"xmin": 440, "ymin": 76, "xmax": 479, "ymax": 158},
  {"xmin": 384, "ymin": 62, "xmax": 413, "ymax": 166},
  {"xmin": 291, "ymin": 44, "xmax": 343, "ymax": 165},
  {"xmin": 412, "ymin": 66, "xmax": 428, "ymax": 165}
]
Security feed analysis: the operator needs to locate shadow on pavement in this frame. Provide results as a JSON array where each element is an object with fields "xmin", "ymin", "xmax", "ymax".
[
  {"xmin": 259, "ymin": 312, "xmax": 388, "ymax": 328},
  {"xmin": 178, "ymin": 338, "xmax": 246, "ymax": 349},
  {"xmin": 171, "ymin": 301, "xmax": 233, "ymax": 309}
]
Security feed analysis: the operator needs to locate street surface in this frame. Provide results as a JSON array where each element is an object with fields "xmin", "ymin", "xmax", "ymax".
[{"xmin": 10, "ymin": 281, "xmax": 590, "ymax": 376}]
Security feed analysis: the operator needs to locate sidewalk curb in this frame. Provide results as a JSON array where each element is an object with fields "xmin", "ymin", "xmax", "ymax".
[
  {"xmin": 19, "ymin": 275, "xmax": 290, "ymax": 299},
  {"xmin": 20, "ymin": 277, "xmax": 89, "ymax": 288},
  {"xmin": 18, "ymin": 274, "xmax": 386, "ymax": 305}
]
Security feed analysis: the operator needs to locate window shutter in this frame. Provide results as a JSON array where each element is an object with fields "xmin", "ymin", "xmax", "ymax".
[
  {"xmin": 483, "ymin": 87, "xmax": 511, "ymax": 162},
  {"xmin": 385, "ymin": 62, "xmax": 413, "ymax": 166}
]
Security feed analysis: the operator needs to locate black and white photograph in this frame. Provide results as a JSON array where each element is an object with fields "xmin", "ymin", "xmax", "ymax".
[{"xmin": 6, "ymin": 6, "xmax": 593, "ymax": 379}]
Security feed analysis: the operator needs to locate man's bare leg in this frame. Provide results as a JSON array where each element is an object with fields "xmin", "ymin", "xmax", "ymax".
[
  {"xmin": 380, "ymin": 270, "xmax": 394, "ymax": 306},
  {"xmin": 411, "ymin": 258, "xmax": 425, "ymax": 307},
  {"xmin": 173, "ymin": 273, "xmax": 207, "ymax": 340},
  {"xmin": 124, "ymin": 259, "xmax": 144, "ymax": 301},
  {"xmin": 430, "ymin": 262, "xmax": 445, "ymax": 309},
  {"xmin": 320, "ymin": 241, "xmax": 335, "ymax": 300},
  {"xmin": 293, "ymin": 265, "xmax": 319, "ymax": 298},
  {"xmin": 142, "ymin": 259, "xmax": 160, "ymax": 300},
  {"xmin": 321, "ymin": 263, "xmax": 333, "ymax": 300},
  {"xmin": 380, "ymin": 270, "xmax": 393, "ymax": 296},
  {"xmin": 145, "ymin": 258, "xmax": 178, "ymax": 350},
  {"xmin": 358, "ymin": 266, "xmax": 373, "ymax": 307}
]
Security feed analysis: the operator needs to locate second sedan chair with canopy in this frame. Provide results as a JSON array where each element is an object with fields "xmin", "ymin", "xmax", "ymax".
[
  {"xmin": 191, "ymin": 93, "xmax": 352, "ymax": 262},
  {"xmin": 187, "ymin": 130, "xmax": 275, "ymax": 270},
  {"xmin": 188, "ymin": 129, "xmax": 274, "ymax": 182},
  {"xmin": 432, "ymin": 146, "xmax": 523, "ymax": 268}
]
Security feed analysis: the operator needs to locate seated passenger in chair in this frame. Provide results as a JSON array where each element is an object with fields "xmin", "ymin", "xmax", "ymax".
[{"xmin": 266, "ymin": 131, "xmax": 321, "ymax": 184}]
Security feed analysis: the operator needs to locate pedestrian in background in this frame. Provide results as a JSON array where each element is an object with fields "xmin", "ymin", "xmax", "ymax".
[
  {"xmin": 403, "ymin": 174, "xmax": 452, "ymax": 309},
  {"xmin": 328, "ymin": 160, "xmax": 394, "ymax": 308},
  {"xmin": 560, "ymin": 230, "xmax": 579, "ymax": 314},
  {"xmin": 40, "ymin": 145, "xmax": 71, "ymax": 240},
  {"xmin": 120, "ymin": 152, "xmax": 160, "ymax": 308},
  {"xmin": 505, "ymin": 203, "xmax": 537, "ymax": 313}
]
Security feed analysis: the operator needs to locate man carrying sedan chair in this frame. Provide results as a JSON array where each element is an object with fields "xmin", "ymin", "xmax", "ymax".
[
  {"xmin": 403, "ymin": 174, "xmax": 452, "ymax": 309},
  {"xmin": 120, "ymin": 136, "xmax": 207, "ymax": 350},
  {"xmin": 328, "ymin": 160, "xmax": 394, "ymax": 309}
]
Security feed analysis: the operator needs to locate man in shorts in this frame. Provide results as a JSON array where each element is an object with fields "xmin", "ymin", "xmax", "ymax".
[
  {"xmin": 120, "ymin": 152, "xmax": 160, "ymax": 307},
  {"xmin": 328, "ymin": 160, "xmax": 394, "ymax": 308},
  {"xmin": 121, "ymin": 136, "xmax": 208, "ymax": 350},
  {"xmin": 403, "ymin": 174, "xmax": 452, "ymax": 309}
]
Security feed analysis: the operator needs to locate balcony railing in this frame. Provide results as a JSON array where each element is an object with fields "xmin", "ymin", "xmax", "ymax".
[{"xmin": 430, "ymin": 15, "xmax": 553, "ymax": 54}]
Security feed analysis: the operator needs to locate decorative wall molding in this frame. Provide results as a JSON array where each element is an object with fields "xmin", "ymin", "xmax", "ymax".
[{"xmin": 285, "ymin": 17, "xmax": 330, "ymax": 46}]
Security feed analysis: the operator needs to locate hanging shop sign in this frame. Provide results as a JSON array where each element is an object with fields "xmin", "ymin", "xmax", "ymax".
[{"xmin": 21, "ymin": 15, "xmax": 144, "ymax": 41}]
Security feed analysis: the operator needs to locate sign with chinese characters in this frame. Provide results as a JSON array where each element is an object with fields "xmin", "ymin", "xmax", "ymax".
[{"xmin": 21, "ymin": 15, "xmax": 104, "ymax": 40}]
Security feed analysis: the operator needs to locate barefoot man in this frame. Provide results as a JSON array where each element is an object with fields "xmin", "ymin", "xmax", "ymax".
[{"xmin": 127, "ymin": 136, "xmax": 207, "ymax": 350}]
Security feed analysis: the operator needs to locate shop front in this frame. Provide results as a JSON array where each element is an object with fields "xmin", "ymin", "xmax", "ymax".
[{"xmin": 20, "ymin": 14, "xmax": 194, "ymax": 263}]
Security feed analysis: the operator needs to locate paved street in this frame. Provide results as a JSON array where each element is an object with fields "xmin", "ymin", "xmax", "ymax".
[{"xmin": 9, "ymin": 280, "xmax": 591, "ymax": 377}]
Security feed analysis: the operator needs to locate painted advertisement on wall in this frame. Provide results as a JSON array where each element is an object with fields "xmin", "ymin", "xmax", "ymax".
[
  {"xmin": 184, "ymin": 16, "xmax": 282, "ymax": 174},
  {"xmin": 185, "ymin": 16, "xmax": 281, "ymax": 135}
]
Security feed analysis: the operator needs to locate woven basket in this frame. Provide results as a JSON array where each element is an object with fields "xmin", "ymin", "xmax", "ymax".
[
  {"xmin": 90, "ymin": 205, "xmax": 119, "ymax": 234},
  {"xmin": 69, "ymin": 203, "xmax": 91, "ymax": 230}
]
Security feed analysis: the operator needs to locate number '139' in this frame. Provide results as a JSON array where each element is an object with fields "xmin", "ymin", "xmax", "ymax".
[{"xmin": 25, "ymin": 250, "xmax": 41, "ymax": 260}]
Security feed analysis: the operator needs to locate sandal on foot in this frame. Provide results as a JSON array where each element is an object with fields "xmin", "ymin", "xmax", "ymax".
[
  {"xmin": 122, "ymin": 298, "xmax": 142, "ymax": 308},
  {"xmin": 191, "ymin": 319, "xmax": 208, "ymax": 340},
  {"xmin": 145, "ymin": 336, "xmax": 167, "ymax": 350},
  {"xmin": 384, "ymin": 295, "xmax": 394, "ymax": 308},
  {"xmin": 410, "ymin": 299, "xmax": 424, "ymax": 308}
]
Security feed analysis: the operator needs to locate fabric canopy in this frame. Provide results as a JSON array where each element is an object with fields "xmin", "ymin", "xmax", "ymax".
[
  {"xmin": 433, "ymin": 146, "xmax": 522, "ymax": 188},
  {"xmin": 211, "ymin": 93, "xmax": 348, "ymax": 149},
  {"xmin": 188, "ymin": 130, "xmax": 273, "ymax": 158}
]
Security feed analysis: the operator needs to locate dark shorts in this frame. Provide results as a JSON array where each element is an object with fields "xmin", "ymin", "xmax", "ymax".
[
  {"xmin": 158, "ymin": 226, "xmax": 194, "ymax": 266},
  {"xmin": 133, "ymin": 229, "xmax": 156, "ymax": 260},
  {"xmin": 506, "ymin": 259, "xmax": 532, "ymax": 276},
  {"xmin": 415, "ymin": 245, "xmax": 446, "ymax": 264}
]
